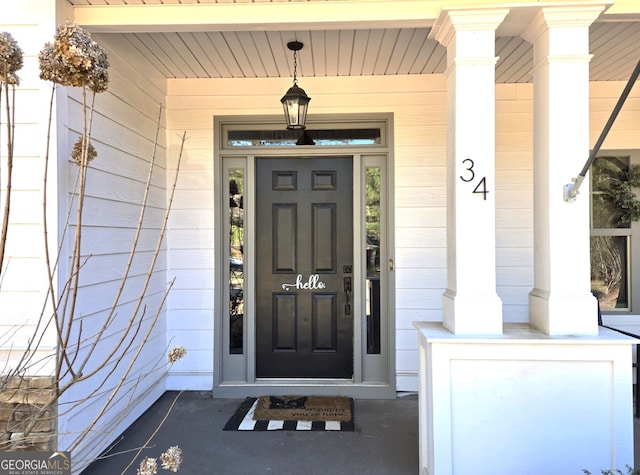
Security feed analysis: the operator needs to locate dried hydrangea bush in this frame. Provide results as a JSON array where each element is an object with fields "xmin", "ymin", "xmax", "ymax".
[
  {"xmin": 160, "ymin": 446, "xmax": 183, "ymax": 472},
  {"xmin": 38, "ymin": 23, "xmax": 109, "ymax": 167},
  {"xmin": 137, "ymin": 456, "xmax": 158, "ymax": 475},
  {"xmin": 0, "ymin": 31, "xmax": 24, "ymax": 85},
  {"xmin": 38, "ymin": 22, "xmax": 108, "ymax": 92},
  {"xmin": 70, "ymin": 137, "xmax": 97, "ymax": 166},
  {"xmin": 168, "ymin": 346, "xmax": 187, "ymax": 364},
  {"xmin": 136, "ymin": 446, "xmax": 183, "ymax": 475}
]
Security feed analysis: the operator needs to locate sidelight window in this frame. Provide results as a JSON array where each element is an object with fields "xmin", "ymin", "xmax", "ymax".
[
  {"xmin": 229, "ymin": 168, "xmax": 245, "ymax": 353},
  {"xmin": 365, "ymin": 166, "xmax": 381, "ymax": 354}
]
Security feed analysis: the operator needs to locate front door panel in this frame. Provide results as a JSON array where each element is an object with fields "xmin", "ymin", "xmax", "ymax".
[{"xmin": 256, "ymin": 157, "xmax": 353, "ymax": 378}]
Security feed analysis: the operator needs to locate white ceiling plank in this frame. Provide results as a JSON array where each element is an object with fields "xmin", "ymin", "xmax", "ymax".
[
  {"xmin": 350, "ymin": 29, "xmax": 369, "ymax": 76},
  {"xmin": 266, "ymin": 31, "xmax": 291, "ymax": 78},
  {"xmin": 410, "ymin": 35, "xmax": 443, "ymax": 75},
  {"xmin": 309, "ymin": 30, "xmax": 326, "ymax": 77},
  {"xmin": 361, "ymin": 29, "xmax": 385, "ymax": 76},
  {"xmin": 221, "ymin": 31, "xmax": 256, "ymax": 78},
  {"xmin": 423, "ymin": 46, "xmax": 446, "ymax": 76},
  {"xmin": 496, "ymin": 38, "xmax": 532, "ymax": 84},
  {"xmin": 386, "ymin": 28, "xmax": 417, "ymax": 75},
  {"xmin": 179, "ymin": 33, "xmax": 220, "ymax": 78},
  {"xmin": 233, "ymin": 31, "xmax": 265, "ymax": 77},
  {"xmin": 126, "ymin": 33, "xmax": 175, "ymax": 78},
  {"xmin": 207, "ymin": 31, "xmax": 244, "ymax": 78},
  {"xmin": 374, "ymin": 28, "xmax": 400, "ymax": 75},
  {"xmin": 589, "ymin": 21, "xmax": 627, "ymax": 66},
  {"xmin": 590, "ymin": 23, "xmax": 640, "ymax": 81},
  {"xmin": 153, "ymin": 32, "xmax": 199, "ymax": 77},
  {"xmin": 395, "ymin": 29, "xmax": 429, "ymax": 75},
  {"xmin": 337, "ymin": 30, "xmax": 355, "ymax": 77},
  {"xmin": 324, "ymin": 30, "xmax": 340, "ymax": 77},
  {"xmin": 250, "ymin": 31, "xmax": 279, "ymax": 77},
  {"xmin": 163, "ymin": 32, "xmax": 208, "ymax": 77},
  {"xmin": 191, "ymin": 32, "xmax": 225, "ymax": 77},
  {"xmin": 197, "ymin": 33, "xmax": 231, "ymax": 78}
]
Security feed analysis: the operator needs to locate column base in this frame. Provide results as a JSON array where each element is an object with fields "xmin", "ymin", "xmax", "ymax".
[
  {"xmin": 529, "ymin": 288, "xmax": 599, "ymax": 335},
  {"xmin": 442, "ymin": 289, "xmax": 502, "ymax": 335}
]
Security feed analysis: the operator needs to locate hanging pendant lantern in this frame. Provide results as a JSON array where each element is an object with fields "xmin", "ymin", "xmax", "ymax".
[{"xmin": 281, "ymin": 41, "xmax": 311, "ymax": 130}]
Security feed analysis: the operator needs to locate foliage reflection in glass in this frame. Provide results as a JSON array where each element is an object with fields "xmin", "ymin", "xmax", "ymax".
[
  {"xmin": 590, "ymin": 156, "xmax": 634, "ymax": 309},
  {"xmin": 229, "ymin": 169, "xmax": 244, "ymax": 353},
  {"xmin": 365, "ymin": 167, "xmax": 381, "ymax": 354}
]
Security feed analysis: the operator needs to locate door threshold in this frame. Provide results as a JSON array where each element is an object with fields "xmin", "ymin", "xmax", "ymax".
[{"xmin": 215, "ymin": 382, "xmax": 396, "ymax": 399}]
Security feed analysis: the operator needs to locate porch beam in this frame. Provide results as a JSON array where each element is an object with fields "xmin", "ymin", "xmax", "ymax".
[
  {"xmin": 72, "ymin": 1, "xmax": 434, "ymax": 33},
  {"xmin": 522, "ymin": 4, "xmax": 608, "ymax": 335},
  {"xmin": 72, "ymin": 0, "xmax": 634, "ymax": 34}
]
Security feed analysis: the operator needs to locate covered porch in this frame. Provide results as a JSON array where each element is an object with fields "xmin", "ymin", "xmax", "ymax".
[
  {"xmin": 83, "ymin": 390, "xmax": 640, "ymax": 474},
  {"xmin": 3, "ymin": 1, "xmax": 640, "ymax": 473}
]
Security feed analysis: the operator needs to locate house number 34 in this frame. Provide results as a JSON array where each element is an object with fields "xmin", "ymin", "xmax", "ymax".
[{"xmin": 459, "ymin": 158, "xmax": 489, "ymax": 200}]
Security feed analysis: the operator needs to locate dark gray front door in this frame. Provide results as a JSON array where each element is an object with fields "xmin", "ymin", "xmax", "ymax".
[{"xmin": 256, "ymin": 157, "xmax": 353, "ymax": 378}]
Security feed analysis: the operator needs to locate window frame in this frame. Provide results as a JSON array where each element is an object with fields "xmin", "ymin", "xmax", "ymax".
[{"xmin": 590, "ymin": 149, "xmax": 640, "ymax": 315}]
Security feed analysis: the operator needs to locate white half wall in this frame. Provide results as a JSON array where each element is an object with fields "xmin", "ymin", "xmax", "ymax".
[{"xmin": 416, "ymin": 322, "xmax": 635, "ymax": 475}]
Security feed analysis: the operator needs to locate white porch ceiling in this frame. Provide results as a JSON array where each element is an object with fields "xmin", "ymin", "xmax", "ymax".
[{"xmin": 71, "ymin": 1, "xmax": 640, "ymax": 83}]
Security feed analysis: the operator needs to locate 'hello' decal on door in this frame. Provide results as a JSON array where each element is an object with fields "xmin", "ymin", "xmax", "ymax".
[{"xmin": 281, "ymin": 274, "xmax": 326, "ymax": 291}]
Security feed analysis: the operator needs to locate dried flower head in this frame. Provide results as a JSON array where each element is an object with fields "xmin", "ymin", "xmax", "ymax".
[
  {"xmin": 160, "ymin": 446, "xmax": 183, "ymax": 472},
  {"xmin": 0, "ymin": 31, "xmax": 24, "ymax": 85},
  {"xmin": 70, "ymin": 137, "xmax": 98, "ymax": 166},
  {"xmin": 38, "ymin": 22, "xmax": 109, "ymax": 92},
  {"xmin": 137, "ymin": 457, "xmax": 158, "ymax": 475},
  {"xmin": 168, "ymin": 346, "xmax": 186, "ymax": 364}
]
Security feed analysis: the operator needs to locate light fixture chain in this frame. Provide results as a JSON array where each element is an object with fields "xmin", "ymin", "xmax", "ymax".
[{"xmin": 292, "ymin": 50, "xmax": 298, "ymax": 85}]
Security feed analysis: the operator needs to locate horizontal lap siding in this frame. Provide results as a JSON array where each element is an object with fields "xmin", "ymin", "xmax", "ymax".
[
  {"xmin": 496, "ymin": 83, "xmax": 534, "ymax": 324},
  {"xmin": 56, "ymin": 32, "xmax": 169, "ymax": 471},
  {"xmin": 590, "ymin": 81, "xmax": 640, "ymax": 149},
  {"xmin": 166, "ymin": 75, "xmax": 447, "ymax": 391}
]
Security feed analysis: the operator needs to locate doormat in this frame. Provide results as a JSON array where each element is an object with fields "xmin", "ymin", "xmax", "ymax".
[{"xmin": 223, "ymin": 397, "xmax": 355, "ymax": 431}]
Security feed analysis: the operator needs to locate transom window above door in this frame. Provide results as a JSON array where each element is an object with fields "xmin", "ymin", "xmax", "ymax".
[{"xmin": 220, "ymin": 118, "xmax": 387, "ymax": 148}]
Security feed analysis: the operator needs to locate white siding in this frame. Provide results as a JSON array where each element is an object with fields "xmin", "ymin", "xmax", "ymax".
[
  {"xmin": 0, "ymin": 1, "xmax": 62, "ymax": 373},
  {"xmin": 496, "ymin": 84, "xmax": 535, "ymax": 324}
]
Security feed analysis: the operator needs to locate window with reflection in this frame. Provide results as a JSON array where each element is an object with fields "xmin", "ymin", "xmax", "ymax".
[
  {"xmin": 229, "ymin": 169, "xmax": 244, "ymax": 353},
  {"xmin": 365, "ymin": 167, "xmax": 381, "ymax": 354},
  {"xmin": 225, "ymin": 128, "xmax": 382, "ymax": 147},
  {"xmin": 590, "ymin": 155, "xmax": 636, "ymax": 310}
]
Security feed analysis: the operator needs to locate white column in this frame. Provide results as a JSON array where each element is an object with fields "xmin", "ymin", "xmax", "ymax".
[
  {"xmin": 432, "ymin": 9, "xmax": 508, "ymax": 335},
  {"xmin": 523, "ymin": 5, "xmax": 607, "ymax": 335}
]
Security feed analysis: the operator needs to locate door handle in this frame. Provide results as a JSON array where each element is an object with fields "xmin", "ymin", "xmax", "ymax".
[
  {"xmin": 343, "ymin": 277, "xmax": 352, "ymax": 315},
  {"xmin": 343, "ymin": 276, "xmax": 352, "ymax": 292}
]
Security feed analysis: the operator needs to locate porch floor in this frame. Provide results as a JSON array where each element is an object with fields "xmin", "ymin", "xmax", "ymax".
[
  {"xmin": 81, "ymin": 391, "xmax": 420, "ymax": 474},
  {"xmin": 81, "ymin": 390, "xmax": 640, "ymax": 474}
]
